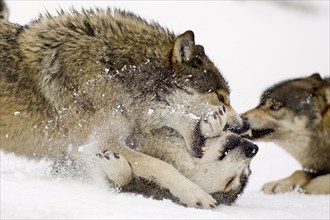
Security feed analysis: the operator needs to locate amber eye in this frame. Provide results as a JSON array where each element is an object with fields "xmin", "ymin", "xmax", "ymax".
[{"xmin": 217, "ymin": 94, "xmax": 225, "ymax": 102}]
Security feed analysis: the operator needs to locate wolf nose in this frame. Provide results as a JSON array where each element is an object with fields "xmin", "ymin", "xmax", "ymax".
[
  {"xmin": 240, "ymin": 140, "xmax": 258, "ymax": 158},
  {"xmin": 226, "ymin": 117, "xmax": 250, "ymax": 134}
]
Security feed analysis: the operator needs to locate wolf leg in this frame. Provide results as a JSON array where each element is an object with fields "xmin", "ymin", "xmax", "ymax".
[
  {"xmin": 97, "ymin": 151, "xmax": 133, "ymax": 186},
  {"xmin": 101, "ymin": 143, "xmax": 216, "ymax": 209},
  {"xmin": 304, "ymin": 174, "xmax": 330, "ymax": 194},
  {"xmin": 199, "ymin": 105, "xmax": 228, "ymax": 138},
  {"xmin": 262, "ymin": 170, "xmax": 313, "ymax": 194}
]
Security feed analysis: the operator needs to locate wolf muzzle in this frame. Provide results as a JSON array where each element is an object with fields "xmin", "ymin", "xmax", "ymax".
[
  {"xmin": 225, "ymin": 118, "xmax": 251, "ymax": 135},
  {"xmin": 239, "ymin": 140, "xmax": 258, "ymax": 158}
]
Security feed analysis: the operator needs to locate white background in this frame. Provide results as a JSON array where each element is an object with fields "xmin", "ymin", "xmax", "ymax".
[{"xmin": 1, "ymin": 1, "xmax": 329, "ymax": 219}]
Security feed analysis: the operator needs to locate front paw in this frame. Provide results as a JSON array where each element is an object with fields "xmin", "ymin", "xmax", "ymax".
[
  {"xmin": 199, "ymin": 105, "xmax": 227, "ymax": 138},
  {"xmin": 191, "ymin": 106, "xmax": 227, "ymax": 158},
  {"xmin": 97, "ymin": 150, "xmax": 132, "ymax": 186},
  {"xmin": 262, "ymin": 180, "xmax": 298, "ymax": 194},
  {"xmin": 171, "ymin": 183, "xmax": 217, "ymax": 209}
]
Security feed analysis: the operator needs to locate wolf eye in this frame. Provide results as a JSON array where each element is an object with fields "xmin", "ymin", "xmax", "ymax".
[
  {"xmin": 217, "ymin": 94, "xmax": 225, "ymax": 102},
  {"xmin": 270, "ymin": 103, "xmax": 283, "ymax": 111}
]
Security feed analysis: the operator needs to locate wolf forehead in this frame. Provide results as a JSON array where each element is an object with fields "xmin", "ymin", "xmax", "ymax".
[
  {"xmin": 259, "ymin": 73, "xmax": 327, "ymax": 112},
  {"xmin": 26, "ymin": 8, "xmax": 229, "ymax": 94}
]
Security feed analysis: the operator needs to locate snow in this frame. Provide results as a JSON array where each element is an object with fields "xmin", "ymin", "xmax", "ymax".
[
  {"xmin": 148, "ymin": 109, "xmax": 154, "ymax": 115},
  {"xmin": 1, "ymin": 1, "xmax": 329, "ymax": 219}
]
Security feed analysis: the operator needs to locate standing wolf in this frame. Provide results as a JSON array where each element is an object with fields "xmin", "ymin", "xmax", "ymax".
[
  {"xmin": 242, "ymin": 73, "xmax": 329, "ymax": 194},
  {"xmin": 0, "ymin": 8, "xmax": 254, "ymax": 208}
]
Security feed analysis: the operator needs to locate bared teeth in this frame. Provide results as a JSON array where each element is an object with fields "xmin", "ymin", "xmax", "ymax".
[{"xmin": 247, "ymin": 129, "xmax": 253, "ymax": 137}]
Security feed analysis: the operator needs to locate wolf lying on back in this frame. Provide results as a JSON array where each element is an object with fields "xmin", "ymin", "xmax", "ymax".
[
  {"xmin": 0, "ymin": 8, "xmax": 252, "ymax": 208},
  {"xmin": 99, "ymin": 127, "xmax": 258, "ymax": 206},
  {"xmin": 242, "ymin": 73, "xmax": 329, "ymax": 194}
]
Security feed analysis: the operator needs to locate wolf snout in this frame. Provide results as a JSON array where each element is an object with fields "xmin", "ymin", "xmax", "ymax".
[
  {"xmin": 225, "ymin": 117, "xmax": 250, "ymax": 134},
  {"xmin": 239, "ymin": 140, "xmax": 258, "ymax": 158}
]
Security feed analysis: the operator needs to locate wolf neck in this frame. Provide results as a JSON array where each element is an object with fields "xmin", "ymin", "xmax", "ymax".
[{"xmin": 276, "ymin": 128, "xmax": 330, "ymax": 173}]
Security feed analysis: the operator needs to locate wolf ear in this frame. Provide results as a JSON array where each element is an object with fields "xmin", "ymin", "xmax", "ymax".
[
  {"xmin": 309, "ymin": 73, "xmax": 322, "ymax": 81},
  {"xmin": 171, "ymin": 30, "xmax": 195, "ymax": 64}
]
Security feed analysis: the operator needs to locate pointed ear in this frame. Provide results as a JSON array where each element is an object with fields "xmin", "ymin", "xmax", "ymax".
[
  {"xmin": 309, "ymin": 73, "xmax": 322, "ymax": 81},
  {"xmin": 171, "ymin": 30, "xmax": 195, "ymax": 64}
]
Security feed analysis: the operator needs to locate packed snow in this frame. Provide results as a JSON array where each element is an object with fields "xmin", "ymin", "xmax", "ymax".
[{"xmin": 1, "ymin": 1, "xmax": 329, "ymax": 219}]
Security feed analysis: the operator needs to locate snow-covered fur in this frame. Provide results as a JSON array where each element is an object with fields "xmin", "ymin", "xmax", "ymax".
[
  {"xmin": 100, "ymin": 128, "xmax": 257, "ymax": 206},
  {"xmin": 0, "ymin": 8, "xmax": 255, "ymax": 208}
]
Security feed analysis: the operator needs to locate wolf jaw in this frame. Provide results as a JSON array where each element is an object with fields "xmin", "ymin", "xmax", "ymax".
[
  {"xmin": 241, "ymin": 128, "xmax": 274, "ymax": 139},
  {"xmin": 240, "ymin": 73, "xmax": 330, "ymax": 195}
]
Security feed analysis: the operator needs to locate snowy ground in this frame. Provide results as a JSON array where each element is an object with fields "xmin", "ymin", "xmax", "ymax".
[{"xmin": 1, "ymin": 1, "xmax": 329, "ymax": 219}]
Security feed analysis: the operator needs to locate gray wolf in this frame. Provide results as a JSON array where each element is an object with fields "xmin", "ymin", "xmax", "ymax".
[
  {"xmin": 0, "ymin": 8, "xmax": 254, "ymax": 208},
  {"xmin": 0, "ymin": 0, "xmax": 8, "ymax": 20},
  {"xmin": 242, "ymin": 73, "xmax": 329, "ymax": 194}
]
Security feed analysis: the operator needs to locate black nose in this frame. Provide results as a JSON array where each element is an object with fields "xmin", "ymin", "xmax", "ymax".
[
  {"xmin": 240, "ymin": 140, "xmax": 258, "ymax": 158},
  {"xmin": 226, "ymin": 117, "xmax": 250, "ymax": 134}
]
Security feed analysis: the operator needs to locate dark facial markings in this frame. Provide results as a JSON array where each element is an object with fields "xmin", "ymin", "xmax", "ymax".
[{"xmin": 217, "ymin": 94, "xmax": 225, "ymax": 103}]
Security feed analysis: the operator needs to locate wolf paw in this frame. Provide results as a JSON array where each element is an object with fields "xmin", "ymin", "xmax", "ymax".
[
  {"xmin": 262, "ymin": 180, "xmax": 296, "ymax": 194},
  {"xmin": 200, "ymin": 105, "xmax": 227, "ymax": 138},
  {"xmin": 97, "ymin": 150, "xmax": 132, "ymax": 186},
  {"xmin": 174, "ymin": 184, "xmax": 217, "ymax": 209}
]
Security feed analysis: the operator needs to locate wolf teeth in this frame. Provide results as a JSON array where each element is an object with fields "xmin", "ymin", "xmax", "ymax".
[{"xmin": 247, "ymin": 129, "xmax": 253, "ymax": 137}]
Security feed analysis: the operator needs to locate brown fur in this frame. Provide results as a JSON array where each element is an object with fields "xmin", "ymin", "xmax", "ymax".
[
  {"xmin": 242, "ymin": 73, "xmax": 330, "ymax": 194},
  {"xmin": 0, "ymin": 8, "xmax": 248, "ymax": 208}
]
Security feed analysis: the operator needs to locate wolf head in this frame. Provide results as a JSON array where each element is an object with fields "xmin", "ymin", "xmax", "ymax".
[
  {"xmin": 168, "ymin": 30, "xmax": 246, "ymax": 132},
  {"xmin": 241, "ymin": 73, "xmax": 330, "ymax": 147}
]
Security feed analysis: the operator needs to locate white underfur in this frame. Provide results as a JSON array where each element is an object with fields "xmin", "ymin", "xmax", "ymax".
[
  {"xmin": 99, "ymin": 151, "xmax": 132, "ymax": 186},
  {"xmin": 136, "ymin": 132, "xmax": 252, "ymax": 193},
  {"xmin": 69, "ymin": 90, "xmax": 251, "ymax": 205}
]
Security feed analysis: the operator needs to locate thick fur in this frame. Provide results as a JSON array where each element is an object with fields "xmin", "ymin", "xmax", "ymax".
[
  {"xmin": 0, "ymin": 0, "xmax": 8, "ymax": 20},
  {"xmin": 0, "ymin": 8, "xmax": 249, "ymax": 208},
  {"xmin": 242, "ymin": 73, "xmax": 330, "ymax": 194},
  {"xmin": 100, "ymin": 129, "xmax": 258, "ymax": 206}
]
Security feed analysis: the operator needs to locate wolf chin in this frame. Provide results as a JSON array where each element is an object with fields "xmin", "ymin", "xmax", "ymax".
[{"xmin": 242, "ymin": 73, "xmax": 329, "ymax": 195}]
